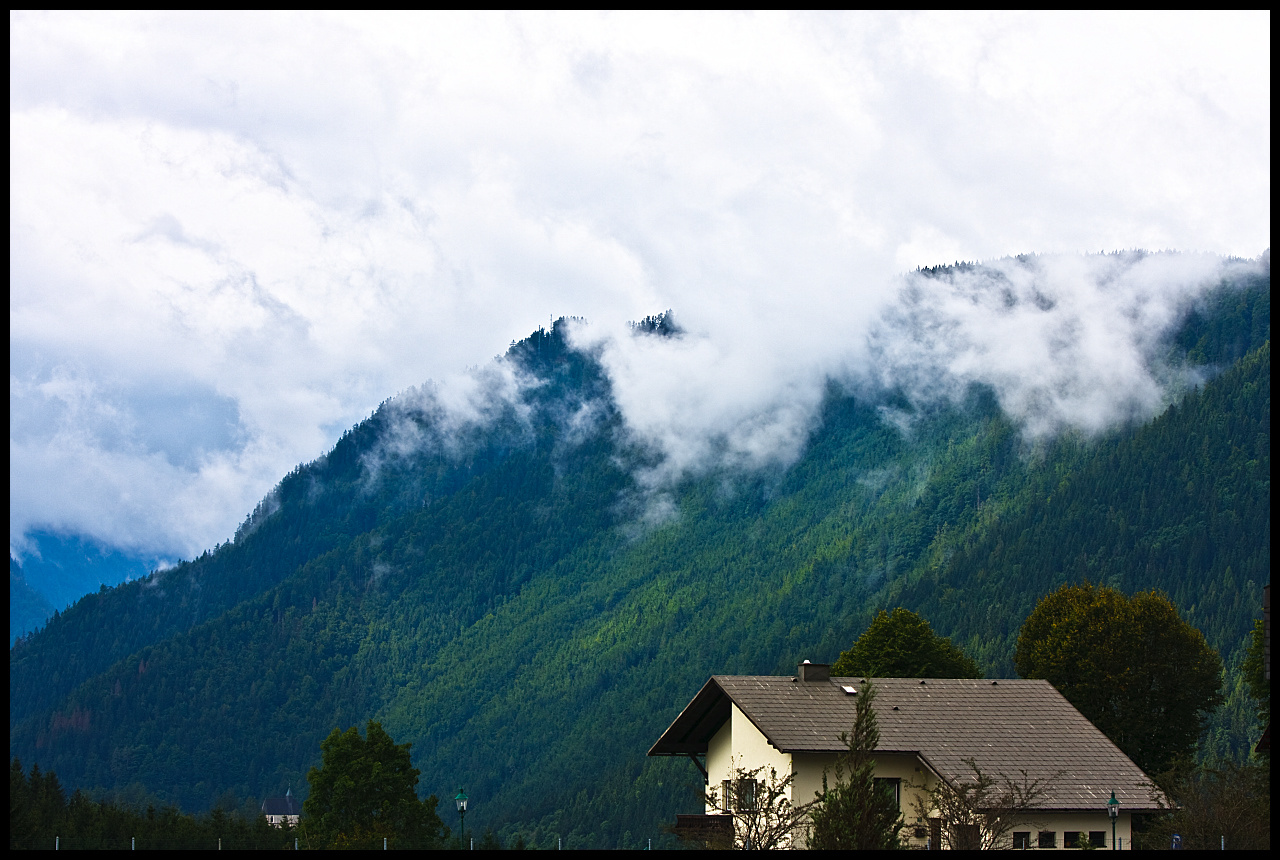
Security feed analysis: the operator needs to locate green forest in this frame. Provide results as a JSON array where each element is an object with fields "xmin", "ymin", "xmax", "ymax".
[{"xmin": 9, "ymin": 257, "xmax": 1270, "ymax": 848}]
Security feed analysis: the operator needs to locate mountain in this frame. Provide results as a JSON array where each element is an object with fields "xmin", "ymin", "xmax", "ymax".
[
  {"xmin": 8, "ymin": 532, "xmax": 159, "ymax": 644},
  {"xmin": 9, "ymin": 256, "xmax": 1270, "ymax": 848},
  {"xmin": 10, "ymin": 558, "xmax": 54, "ymax": 645}
]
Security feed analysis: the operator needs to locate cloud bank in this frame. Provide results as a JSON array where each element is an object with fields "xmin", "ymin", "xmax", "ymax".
[
  {"xmin": 9, "ymin": 11, "xmax": 1270, "ymax": 561},
  {"xmin": 568, "ymin": 251, "xmax": 1261, "ymax": 501}
]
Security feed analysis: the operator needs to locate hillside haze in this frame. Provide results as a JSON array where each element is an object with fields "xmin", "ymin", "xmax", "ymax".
[{"xmin": 10, "ymin": 253, "xmax": 1270, "ymax": 848}]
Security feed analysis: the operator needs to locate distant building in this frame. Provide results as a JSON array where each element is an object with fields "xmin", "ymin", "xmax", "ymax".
[
  {"xmin": 262, "ymin": 789, "xmax": 301, "ymax": 827},
  {"xmin": 650, "ymin": 662, "xmax": 1164, "ymax": 849}
]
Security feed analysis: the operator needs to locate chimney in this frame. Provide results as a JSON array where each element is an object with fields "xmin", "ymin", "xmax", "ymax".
[{"xmin": 797, "ymin": 660, "xmax": 830, "ymax": 682}]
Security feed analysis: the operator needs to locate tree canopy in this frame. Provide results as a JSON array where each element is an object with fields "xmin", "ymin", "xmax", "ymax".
[
  {"xmin": 832, "ymin": 608, "xmax": 980, "ymax": 678},
  {"xmin": 9, "ymin": 757, "xmax": 293, "ymax": 850},
  {"xmin": 303, "ymin": 720, "xmax": 448, "ymax": 849},
  {"xmin": 1015, "ymin": 583, "xmax": 1224, "ymax": 777}
]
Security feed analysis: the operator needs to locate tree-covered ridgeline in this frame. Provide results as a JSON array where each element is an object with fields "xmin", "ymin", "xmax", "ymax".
[{"xmin": 9, "ymin": 258, "xmax": 1269, "ymax": 848}]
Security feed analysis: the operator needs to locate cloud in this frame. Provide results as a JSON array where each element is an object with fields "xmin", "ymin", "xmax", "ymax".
[
  {"xmin": 568, "ymin": 317, "xmax": 837, "ymax": 491},
  {"xmin": 564, "ymin": 251, "xmax": 1257, "ymax": 509},
  {"xmin": 9, "ymin": 11, "xmax": 1270, "ymax": 560},
  {"xmin": 869, "ymin": 252, "xmax": 1252, "ymax": 437},
  {"xmin": 357, "ymin": 355, "xmax": 541, "ymax": 488}
]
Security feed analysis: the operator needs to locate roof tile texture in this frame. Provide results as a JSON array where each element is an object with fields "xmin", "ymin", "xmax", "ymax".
[{"xmin": 708, "ymin": 676, "xmax": 1161, "ymax": 811}]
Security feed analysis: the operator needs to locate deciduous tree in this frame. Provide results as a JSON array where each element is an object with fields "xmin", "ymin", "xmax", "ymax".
[
  {"xmin": 303, "ymin": 720, "xmax": 448, "ymax": 849},
  {"xmin": 833, "ymin": 608, "xmax": 980, "ymax": 678},
  {"xmin": 1015, "ymin": 584, "xmax": 1223, "ymax": 776},
  {"xmin": 1136, "ymin": 760, "xmax": 1270, "ymax": 850},
  {"xmin": 706, "ymin": 759, "xmax": 814, "ymax": 850},
  {"xmin": 910, "ymin": 758, "xmax": 1056, "ymax": 850}
]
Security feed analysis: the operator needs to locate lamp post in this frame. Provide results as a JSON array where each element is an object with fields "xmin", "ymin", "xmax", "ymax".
[
  {"xmin": 455, "ymin": 790, "xmax": 468, "ymax": 850},
  {"xmin": 1107, "ymin": 791, "xmax": 1119, "ymax": 850}
]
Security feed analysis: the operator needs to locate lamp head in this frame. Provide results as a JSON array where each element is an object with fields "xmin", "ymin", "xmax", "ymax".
[
  {"xmin": 455, "ymin": 790, "xmax": 468, "ymax": 812},
  {"xmin": 1107, "ymin": 790, "xmax": 1119, "ymax": 819}
]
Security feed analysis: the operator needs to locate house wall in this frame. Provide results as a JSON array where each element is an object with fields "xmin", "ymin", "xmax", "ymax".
[
  {"xmin": 789, "ymin": 751, "xmax": 936, "ymax": 849},
  {"xmin": 986, "ymin": 811, "xmax": 1134, "ymax": 850},
  {"xmin": 704, "ymin": 703, "xmax": 793, "ymax": 813},
  {"xmin": 265, "ymin": 813, "xmax": 300, "ymax": 828},
  {"xmin": 791, "ymin": 751, "xmax": 932, "ymax": 816}
]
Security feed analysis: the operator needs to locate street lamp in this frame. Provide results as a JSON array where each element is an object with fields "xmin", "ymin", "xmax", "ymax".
[
  {"xmin": 1107, "ymin": 790, "xmax": 1119, "ymax": 850},
  {"xmin": 455, "ymin": 789, "xmax": 468, "ymax": 849}
]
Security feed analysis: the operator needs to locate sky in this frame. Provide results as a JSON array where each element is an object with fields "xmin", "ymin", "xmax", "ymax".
[{"xmin": 9, "ymin": 11, "xmax": 1271, "ymax": 565}]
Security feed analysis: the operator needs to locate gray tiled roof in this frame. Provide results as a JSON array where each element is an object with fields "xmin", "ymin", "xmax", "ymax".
[
  {"xmin": 651, "ymin": 675, "xmax": 1164, "ymax": 812},
  {"xmin": 261, "ymin": 794, "xmax": 302, "ymax": 816}
]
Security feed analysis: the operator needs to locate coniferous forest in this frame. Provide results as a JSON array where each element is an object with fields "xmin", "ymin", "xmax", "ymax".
[{"xmin": 9, "ymin": 255, "xmax": 1270, "ymax": 848}]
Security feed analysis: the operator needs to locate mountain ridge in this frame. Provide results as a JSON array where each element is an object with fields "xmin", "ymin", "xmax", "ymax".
[{"xmin": 10, "ymin": 257, "xmax": 1269, "ymax": 848}]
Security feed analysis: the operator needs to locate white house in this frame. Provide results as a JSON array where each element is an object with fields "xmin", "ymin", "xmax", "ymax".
[
  {"xmin": 261, "ymin": 788, "xmax": 302, "ymax": 828},
  {"xmin": 649, "ymin": 663, "xmax": 1164, "ymax": 849}
]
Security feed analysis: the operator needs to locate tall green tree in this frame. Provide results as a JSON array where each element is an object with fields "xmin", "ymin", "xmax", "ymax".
[
  {"xmin": 1241, "ymin": 617, "xmax": 1270, "ymax": 738},
  {"xmin": 303, "ymin": 720, "xmax": 448, "ymax": 849},
  {"xmin": 1015, "ymin": 584, "xmax": 1224, "ymax": 776},
  {"xmin": 808, "ymin": 682, "xmax": 904, "ymax": 850},
  {"xmin": 833, "ymin": 608, "xmax": 980, "ymax": 678}
]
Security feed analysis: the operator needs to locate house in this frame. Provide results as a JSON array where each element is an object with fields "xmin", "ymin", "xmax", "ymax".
[
  {"xmin": 261, "ymin": 788, "xmax": 302, "ymax": 827},
  {"xmin": 649, "ymin": 662, "xmax": 1164, "ymax": 849}
]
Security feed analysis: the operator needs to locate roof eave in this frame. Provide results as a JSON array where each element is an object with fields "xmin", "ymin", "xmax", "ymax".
[{"xmin": 648, "ymin": 677, "xmax": 732, "ymax": 757}]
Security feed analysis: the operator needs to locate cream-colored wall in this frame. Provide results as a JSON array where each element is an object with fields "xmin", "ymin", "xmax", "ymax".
[
  {"xmin": 790, "ymin": 752, "xmax": 936, "ymax": 849},
  {"xmin": 791, "ymin": 751, "xmax": 931, "ymax": 812},
  {"xmin": 704, "ymin": 703, "xmax": 793, "ymax": 814},
  {"xmin": 704, "ymin": 713, "xmax": 732, "ymax": 814},
  {"xmin": 987, "ymin": 811, "xmax": 1134, "ymax": 850}
]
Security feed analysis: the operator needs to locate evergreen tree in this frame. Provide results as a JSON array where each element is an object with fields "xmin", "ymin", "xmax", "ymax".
[
  {"xmin": 1241, "ymin": 617, "xmax": 1270, "ymax": 738},
  {"xmin": 808, "ymin": 682, "xmax": 904, "ymax": 849}
]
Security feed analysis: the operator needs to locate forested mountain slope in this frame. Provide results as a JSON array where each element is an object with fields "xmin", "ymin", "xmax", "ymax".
[
  {"xmin": 8, "ymin": 328, "xmax": 601, "ymax": 725},
  {"xmin": 10, "ymin": 261, "xmax": 1269, "ymax": 848}
]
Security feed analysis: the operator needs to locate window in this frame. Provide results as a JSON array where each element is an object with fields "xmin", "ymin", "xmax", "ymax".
[
  {"xmin": 1013, "ymin": 832, "xmax": 1031, "ymax": 850},
  {"xmin": 1065, "ymin": 831, "xmax": 1081, "ymax": 848},
  {"xmin": 1089, "ymin": 831, "xmax": 1107, "ymax": 848},
  {"xmin": 873, "ymin": 777, "xmax": 901, "ymax": 808},
  {"xmin": 1038, "ymin": 831, "xmax": 1057, "ymax": 849},
  {"xmin": 722, "ymin": 778, "xmax": 757, "ymax": 811}
]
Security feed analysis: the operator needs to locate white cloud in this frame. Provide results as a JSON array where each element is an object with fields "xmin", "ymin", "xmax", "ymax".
[
  {"xmin": 870, "ymin": 252, "xmax": 1247, "ymax": 437},
  {"xmin": 9, "ymin": 11, "xmax": 1270, "ymax": 559}
]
